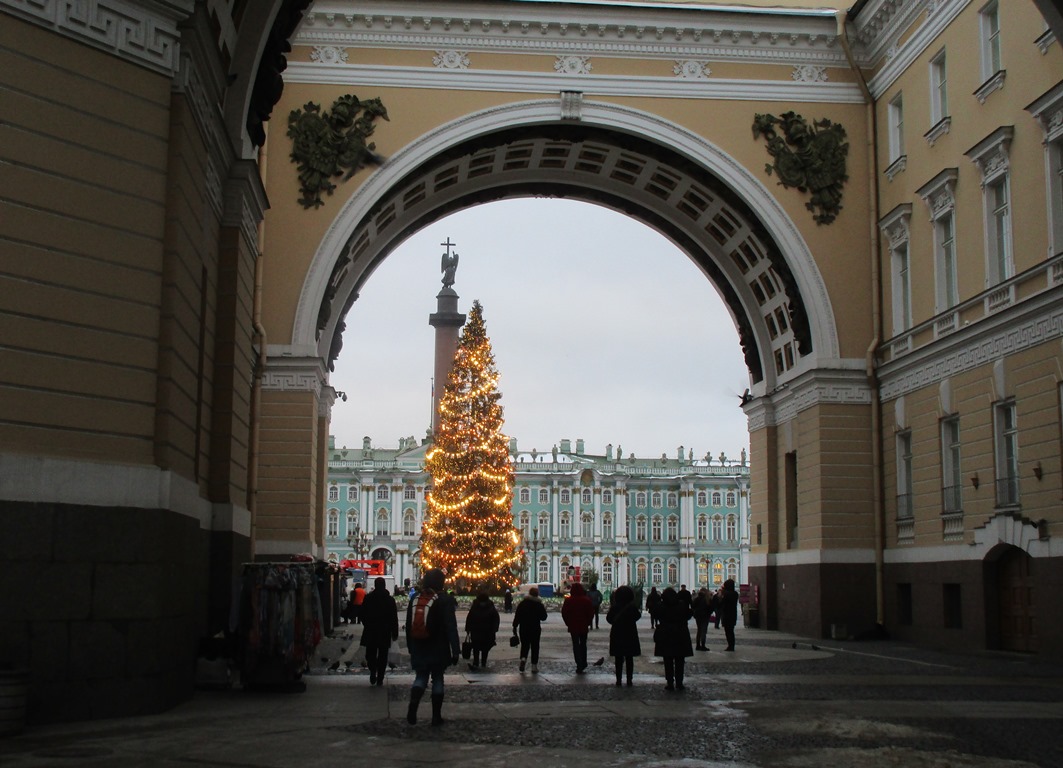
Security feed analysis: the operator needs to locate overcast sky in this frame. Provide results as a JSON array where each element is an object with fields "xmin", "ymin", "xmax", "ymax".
[{"xmin": 330, "ymin": 197, "xmax": 751, "ymax": 461}]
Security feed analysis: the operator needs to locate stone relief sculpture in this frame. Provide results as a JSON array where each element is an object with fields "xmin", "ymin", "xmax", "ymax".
[
  {"xmin": 752, "ymin": 111, "xmax": 848, "ymax": 225},
  {"xmin": 287, "ymin": 94, "xmax": 389, "ymax": 208}
]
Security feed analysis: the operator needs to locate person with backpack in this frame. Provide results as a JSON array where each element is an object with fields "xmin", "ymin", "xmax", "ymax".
[
  {"xmin": 359, "ymin": 576, "xmax": 399, "ymax": 685},
  {"xmin": 464, "ymin": 591, "xmax": 500, "ymax": 670},
  {"xmin": 512, "ymin": 586, "xmax": 548, "ymax": 673},
  {"xmin": 405, "ymin": 568, "xmax": 460, "ymax": 726}
]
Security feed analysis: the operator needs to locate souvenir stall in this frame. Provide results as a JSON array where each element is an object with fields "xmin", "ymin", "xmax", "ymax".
[{"xmin": 238, "ymin": 562, "xmax": 323, "ymax": 690}]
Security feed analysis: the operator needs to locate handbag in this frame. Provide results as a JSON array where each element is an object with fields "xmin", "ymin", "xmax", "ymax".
[
  {"xmin": 509, "ymin": 632, "xmax": 520, "ymax": 648},
  {"xmin": 461, "ymin": 634, "xmax": 473, "ymax": 660}
]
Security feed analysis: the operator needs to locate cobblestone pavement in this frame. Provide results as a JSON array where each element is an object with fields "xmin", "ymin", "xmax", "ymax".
[{"xmin": 3, "ymin": 611, "xmax": 1062, "ymax": 767}]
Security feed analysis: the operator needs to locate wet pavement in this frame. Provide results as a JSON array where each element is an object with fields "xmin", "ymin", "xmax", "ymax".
[{"xmin": 2, "ymin": 611, "xmax": 1062, "ymax": 767}]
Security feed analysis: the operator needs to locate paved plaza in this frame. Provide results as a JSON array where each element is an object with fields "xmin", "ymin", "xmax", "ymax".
[{"xmin": 2, "ymin": 610, "xmax": 1062, "ymax": 767}]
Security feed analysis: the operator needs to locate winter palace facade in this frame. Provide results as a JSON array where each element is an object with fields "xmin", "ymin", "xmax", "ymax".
[{"xmin": 325, "ymin": 435, "xmax": 750, "ymax": 591}]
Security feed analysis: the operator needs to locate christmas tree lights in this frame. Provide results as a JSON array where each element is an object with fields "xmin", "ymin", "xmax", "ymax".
[{"xmin": 420, "ymin": 300, "xmax": 521, "ymax": 589}]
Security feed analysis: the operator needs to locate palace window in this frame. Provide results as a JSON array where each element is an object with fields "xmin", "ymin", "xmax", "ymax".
[
  {"xmin": 897, "ymin": 431, "xmax": 913, "ymax": 519},
  {"xmin": 726, "ymin": 558, "xmax": 738, "ymax": 582},
  {"xmin": 403, "ymin": 509, "xmax": 416, "ymax": 537},
  {"xmin": 888, "ymin": 93, "xmax": 905, "ymax": 164},
  {"xmin": 560, "ymin": 489, "xmax": 571, "ymax": 504},
  {"xmin": 725, "ymin": 490, "xmax": 736, "ymax": 507},
  {"xmin": 602, "ymin": 489, "xmax": 614, "ymax": 504},
  {"xmin": 538, "ymin": 488, "xmax": 549, "ymax": 504},
  {"xmin": 376, "ymin": 484, "xmax": 389, "ymax": 501},
  {"xmin": 651, "ymin": 560, "xmax": 663, "ymax": 585},
  {"xmin": 519, "ymin": 511, "xmax": 530, "ymax": 536},
  {"xmin": 712, "ymin": 515, "xmax": 723, "ymax": 541},
  {"xmin": 581, "ymin": 513, "xmax": 593, "ymax": 539},
  {"xmin": 376, "ymin": 509, "xmax": 389, "ymax": 537},
  {"xmin": 726, "ymin": 515, "xmax": 738, "ymax": 542},
  {"xmin": 697, "ymin": 559, "xmax": 708, "ymax": 587},
  {"xmin": 929, "ymin": 50, "xmax": 949, "ymax": 133},
  {"xmin": 346, "ymin": 511, "xmax": 357, "ymax": 536},
  {"xmin": 538, "ymin": 559, "xmax": 550, "ymax": 583},
  {"xmin": 538, "ymin": 512, "xmax": 550, "ymax": 536},
  {"xmin": 602, "ymin": 512, "xmax": 613, "ymax": 541},
  {"xmin": 328, "ymin": 485, "xmax": 339, "ymax": 502},
  {"xmin": 560, "ymin": 512, "xmax": 571, "ymax": 539},
  {"xmin": 347, "ymin": 486, "xmax": 358, "ymax": 502},
  {"xmin": 713, "ymin": 560, "xmax": 723, "ymax": 585},
  {"xmin": 404, "ymin": 485, "xmax": 416, "ymax": 501},
  {"xmin": 994, "ymin": 399, "xmax": 1019, "ymax": 507},
  {"xmin": 327, "ymin": 510, "xmax": 339, "ymax": 537},
  {"xmin": 651, "ymin": 516, "xmax": 663, "ymax": 543},
  {"xmin": 635, "ymin": 515, "xmax": 647, "ymax": 542},
  {"xmin": 966, "ymin": 128, "xmax": 1014, "ymax": 287},
  {"xmin": 667, "ymin": 561, "xmax": 678, "ymax": 585},
  {"xmin": 520, "ymin": 488, "xmax": 530, "ymax": 504},
  {"xmin": 918, "ymin": 170, "xmax": 960, "ymax": 314},
  {"xmin": 696, "ymin": 490, "xmax": 707, "ymax": 506},
  {"xmin": 1027, "ymin": 84, "xmax": 1063, "ymax": 255},
  {"xmin": 942, "ymin": 416, "xmax": 963, "ymax": 514},
  {"xmin": 636, "ymin": 491, "xmax": 647, "ymax": 508},
  {"xmin": 636, "ymin": 559, "xmax": 647, "ymax": 584},
  {"xmin": 581, "ymin": 488, "xmax": 592, "ymax": 505},
  {"xmin": 651, "ymin": 492, "xmax": 662, "ymax": 508},
  {"xmin": 666, "ymin": 492, "xmax": 678, "ymax": 508},
  {"xmin": 667, "ymin": 516, "xmax": 678, "ymax": 542},
  {"xmin": 980, "ymin": 1, "xmax": 1001, "ymax": 80},
  {"xmin": 602, "ymin": 558, "xmax": 613, "ymax": 585},
  {"xmin": 711, "ymin": 491, "xmax": 722, "ymax": 507},
  {"xmin": 697, "ymin": 514, "xmax": 708, "ymax": 541}
]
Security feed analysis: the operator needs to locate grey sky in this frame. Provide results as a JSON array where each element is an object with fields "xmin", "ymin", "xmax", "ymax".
[{"xmin": 331, "ymin": 198, "xmax": 751, "ymax": 460}]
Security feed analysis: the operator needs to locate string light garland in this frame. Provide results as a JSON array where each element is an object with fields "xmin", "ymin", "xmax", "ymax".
[{"xmin": 420, "ymin": 300, "xmax": 521, "ymax": 590}]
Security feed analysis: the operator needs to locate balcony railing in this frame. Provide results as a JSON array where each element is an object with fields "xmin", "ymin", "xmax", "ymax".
[{"xmin": 995, "ymin": 476, "xmax": 1020, "ymax": 508}]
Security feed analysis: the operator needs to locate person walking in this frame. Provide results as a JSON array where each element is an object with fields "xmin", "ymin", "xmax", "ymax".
[
  {"xmin": 653, "ymin": 587, "xmax": 693, "ymax": 691},
  {"xmin": 464, "ymin": 591, "xmax": 500, "ymax": 670},
  {"xmin": 606, "ymin": 584, "xmax": 641, "ymax": 686},
  {"xmin": 405, "ymin": 568, "xmax": 460, "ymax": 726},
  {"xmin": 561, "ymin": 582, "xmax": 595, "ymax": 673},
  {"xmin": 645, "ymin": 586, "xmax": 662, "ymax": 629},
  {"xmin": 692, "ymin": 587, "xmax": 711, "ymax": 651},
  {"xmin": 719, "ymin": 578, "xmax": 740, "ymax": 651},
  {"xmin": 350, "ymin": 581, "xmax": 366, "ymax": 624},
  {"xmin": 586, "ymin": 582, "xmax": 604, "ymax": 629},
  {"xmin": 359, "ymin": 577, "xmax": 399, "ymax": 685},
  {"xmin": 513, "ymin": 586, "xmax": 548, "ymax": 673},
  {"xmin": 503, "ymin": 588, "xmax": 513, "ymax": 614}
]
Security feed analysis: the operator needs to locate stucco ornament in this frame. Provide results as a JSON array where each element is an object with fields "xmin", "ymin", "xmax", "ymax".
[
  {"xmin": 752, "ymin": 111, "xmax": 848, "ymax": 225},
  {"xmin": 286, "ymin": 95, "xmax": 389, "ymax": 208}
]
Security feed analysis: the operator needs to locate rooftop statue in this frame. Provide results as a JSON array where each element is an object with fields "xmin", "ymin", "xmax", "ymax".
[{"xmin": 440, "ymin": 238, "xmax": 459, "ymax": 287}]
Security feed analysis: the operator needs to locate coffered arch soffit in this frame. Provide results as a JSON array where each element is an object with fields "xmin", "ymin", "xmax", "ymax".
[{"xmin": 292, "ymin": 100, "xmax": 840, "ymax": 393}]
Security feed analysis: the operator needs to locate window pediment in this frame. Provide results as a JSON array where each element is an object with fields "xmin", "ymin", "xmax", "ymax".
[
  {"xmin": 917, "ymin": 168, "xmax": 958, "ymax": 220},
  {"xmin": 965, "ymin": 126, "xmax": 1013, "ymax": 185}
]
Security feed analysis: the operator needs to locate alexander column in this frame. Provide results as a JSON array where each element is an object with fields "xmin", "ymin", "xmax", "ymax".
[{"xmin": 428, "ymin": 238, "xmax": 466, "ymax": 437}]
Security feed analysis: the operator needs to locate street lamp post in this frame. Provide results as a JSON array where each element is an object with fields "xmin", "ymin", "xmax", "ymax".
[
  {"xmin": 524, "ymin": 531, "xmax": 546, "ymax": 583},
  {"xmin": 347, "ymin": 524, "xmax": 371, "ymax": 560}
]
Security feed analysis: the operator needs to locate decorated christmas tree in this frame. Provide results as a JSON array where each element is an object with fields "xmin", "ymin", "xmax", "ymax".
[{"xmin": 420, "ymin": 300, "xmax": 520, "ymax": 590}]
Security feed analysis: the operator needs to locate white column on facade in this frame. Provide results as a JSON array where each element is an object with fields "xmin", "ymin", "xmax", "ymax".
[
  {"xmin": 738, "ymin": 478, "xmax": 751, "ymax": 584},
  {"xmin": 390, "ymin": 483, "xmax": 401, "ymax": 537},
  {"xmin": 679, "ymin": 482, "xmax": 696, "ymax": 587},
  {"xmin": 615, "ymin": 481, "xmax": 628, "ymax": 585},
  {"xmin": 360, "ymin": 483, "xmax": 370, "ymax": 536}
]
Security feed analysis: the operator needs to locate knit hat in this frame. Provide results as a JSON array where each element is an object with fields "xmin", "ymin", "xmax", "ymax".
[{"xmin": 423, "ymin": 568, "xmax": 445, "ymax": 591}]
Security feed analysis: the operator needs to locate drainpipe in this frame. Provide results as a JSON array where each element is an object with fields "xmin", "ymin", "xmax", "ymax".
[
  {"xmin": 247, "ymin": 127, "xmax": 269, "ymax": 549},
  {"xmin": 838, "ymin": 10, "xmax": 886, "ymax": 627}
]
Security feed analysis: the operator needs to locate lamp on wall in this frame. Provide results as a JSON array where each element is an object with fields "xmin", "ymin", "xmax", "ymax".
[
  {"xmin": 1033, "ymin": 462, "xmax": 1043, "ymax": 481},
  {"xmin": 970, "ymin": 472, "xmax": 980, "ymax": 490}
]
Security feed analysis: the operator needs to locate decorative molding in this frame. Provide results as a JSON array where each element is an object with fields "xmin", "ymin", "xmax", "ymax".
[
  {"xmin": 1026, "ymin": 81, "xmax": 1063, "ymax": 144},
  {"xmin": 560, "ymin": 90, "xmax": 582, "ymax": 120},
  {"xmin": 879, "ymin": 203, "xmax": 912, "ymax": 247},
  {"xmin": 791, "ymin": 64, "xmax": 827, "ymax": 83},
  {"xmin": 973, "ymin": 70, "xmax": 1006, "ymax": 104},
  {"xmin": 223, "ymin": 160, "xmax": 268, "ymax": 254},
  {"xmin": 1035, "ymin": 28, "xmax": 1056, "ymax": 56},
  {"xmin": 0, "ymin": 0, "xmax": 191, "ymax": 76},
  {"xmin": 282, "ymin": 61, "xmax": 865, "ymax": 104},
  {"xmin": 745, "ymin": 368, "xmax": 872, "ymax": 429},
  {"xmin": 673, "ymin": 59, "xmax": 710, "ymax": 79},
  {"xmin": 965, "ymin": 126, "xmax": 1013, "ymax": 186},
  {"xmin": 923, "ymin": 116, "xmax": 951, "ymax": 147},
  {"xmin": 555, "ymin": 55, "xmax": 591, "ymax": 75},
  {"xmin": 916, "ymin": 168, "xmax": 958, "ymax": 221},
  {"xmin": 262, "ymin": 356, "xmax": 329, "ymax": 392},
  {"xmin": 433, "ymin": 49, "xmax": 469, "ymax": 69},
  {"xmin": 884, "ymin": 154, "xmax": 907, "ymax": 182},
  {"xmin": 311, "ymin": 45, "xmax": 349, "ymax": 64}
]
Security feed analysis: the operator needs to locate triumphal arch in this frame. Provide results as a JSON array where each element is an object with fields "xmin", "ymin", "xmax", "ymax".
[{"xmin": 2, "ymin": 0, "xmax": 1060, "ymax": 723}]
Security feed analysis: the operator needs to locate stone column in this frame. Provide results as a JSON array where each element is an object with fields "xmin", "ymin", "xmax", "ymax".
[{"xmin": 428, "ymin": 287, "xmax": 466, "ymax": 435}]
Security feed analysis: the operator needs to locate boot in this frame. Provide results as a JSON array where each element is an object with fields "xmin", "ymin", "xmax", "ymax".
[
  {"xmin": 406, "ymin": 686, "xmax": 424, "ymax": 725},
  {"xmin": 431, "ymin": 693, "xmax": 444, "ymax": 726}
]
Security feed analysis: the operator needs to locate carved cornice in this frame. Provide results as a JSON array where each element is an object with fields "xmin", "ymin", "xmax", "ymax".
[
  {"xmin": 916, "ymin": 168, "xmax": 957, "ymax": 221},
  {"xmin": 1, "ymin": 0, "xmax": 192, "ymax": 75},
  {"xmin": 745, "ymin": 367, "xmax": 872, "ymax": 429},
  {"xmin": 262, "ymin": 356, "xmax": 329, "ymax": 392},
  {"xmin": 878, "ymin": 203, "xmax": 912, "ymax": 247},
  {"xmin": 223, "ymin": 160, "xmax": 268, "ymax": 254},
  {"xmin": 295, "ymin": 2, "xmax": 846, "ymax": 67},
  {"xmin": 965, "ymin": 126, "xmax": 1013, "ymax": 186},
  {"xmin": 1026, "ymin": 81, "xmax": 1063, "ymax": 144}
]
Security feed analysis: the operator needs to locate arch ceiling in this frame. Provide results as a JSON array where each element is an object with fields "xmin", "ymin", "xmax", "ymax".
[{"xmin": 293, "ymin": 100, "xmax": 838, "ymax": 395}]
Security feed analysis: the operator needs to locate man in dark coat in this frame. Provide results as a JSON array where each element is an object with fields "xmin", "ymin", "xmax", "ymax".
[
  {"xmin": 464, "ymin": 592, "xmax": 500, "ymax": 670},
  {"xmin": 561, "ymin": 582, "xmax": 595, "ymax": 673},
  {"xmin": 405, "ymin": 568, "xmax": 460, "ymax": 726},
  {"xmin": 645, "ymin": 586, "xmax": 662, "ymax": 628},
  {"xmin": 359, "ymin": 576, "xmax": 399, "ymax": 685},
  {"xmin": 586, "ymin": 582, "xmax": 604, "ymax": 629},
  {"xmin": 692, "ymin": 587, "xmax": 712, "ymax": 651},
  {"xmin": 606, "ymin": 584, "xmax": 641, "ymax": 686},
  {"xmin": 652, "ymin": 587, "xmax": 693, "ymax": 690},
  {"xmin": 719, "ymin": 578, "xmax": 740, "ymax": 651},
  {"xmin": 513, "ymin": 586, "xmax": 548, "ymax": 673}
]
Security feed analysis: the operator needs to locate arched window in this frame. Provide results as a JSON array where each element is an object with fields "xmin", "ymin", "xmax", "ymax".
[
  {"xmin": 651, "ymin": 491, "xmax": 662, "ymax": 508},
  {"xmin": 667, "ymin": 560, "xmax": 678, "ymax": 585},
  {"xmin": 697, "ymin": 514, "xmax": 708, "ymax": 541},
  {"xmin": 635, "ymin": 491, "xmax": 647, "ymax": 507},
  {"xmin": 519, "ymin": 511, "xmax": 530, "ymax": 536},
  {"xmin": 377, "ymin": 484, "xmax": 390, "ymax": 501},
  {"xmin": 635, "ymin": 515, "xmax": 647, "ymax": 542},
  {"xmin": 651, "ymin": 560, "xmax": 663, "ymax": 584},
  {"xmin": 404, "ymin": 485, "xmax": 416, "ymax": 501},
  {"xmin": 667, "ymin": 516, "xmax": 678, "ymax": 542},
  {"xmin": 726, "ymin": 558, "xmax": 738, "ymax": 582},
  {"xmin": 602, "ymin": 512, "xmax": 613, "ymax": 541},
  {"xmin": 376, "ymin": 509, "xmax": 389, "ymax": 537},
  {"xmin": 537, "ymin": 558, "xmax": 550, "ymax": 582},
  {"xmin": 328, "ymin": 485, "xmax": 339, "ymax": 502},
  {"xmin": 711, "ymin": 490, "xmax": 722, "ymax": 507},
  {"xmin": 581, "ymin": 512, "xmax": 593, "ymax": 539},
  {"xmin": 726, "ymin": 490, "xmax": 737, "ymax": 507},
  {"xmin": 696, "ymin": 490, "xmax": 707, "ymax": 506},
  {"xmin": 519, "ymin": 487, "xmax": 530, "ymax": 504},
  {"xmin": 602, "ymin": 558, "xmax": 614, "ymax": 585},
  {"xmin": 538, "ymin": 488, "xmax": 550, "ymax": 504},
  {"xmin": 403, "ymin": 509, "xmax": 416, "ymax": 537},
  {"xmin": 666, "ymin": 492, "xmax": 678, "ymax": 508},
  {"xmin": 347, "ymin": 486, "xmax": 358, "ymax": 502},
  {"xmin": 560, "ymin": 488, "xmax": 571, "ymax": 504},
  {"xmin": 602, "ymin": 489, "xmax": 614, "ymax": 504},
  {"xmin": 697, "ymin": 559, "xmax": 709, "ymax": 586},
  {"xmin": 636, "ymin": 559, "xmax": 647, "ymax": 584},
  {"xmin": 560, "ymin": 512, "xmax": 571, "ymax": 539},
  {"xmin": 651, "ymin": 516, "xmax": 662, "ymax": 542},
  {"xmin": 726, "ymin": 515, "xmax": 738, "ymax": 541},
  {"xmin": 713, "ymin": 560, "xmax": 724, "ymax": 585},
  {"xmin": 537, "ymin": 512, "xmax": 550, "ymax": 536},
  {"xmin": 346, "ymin": 511, "xmax": 357, "ymax": 536},
  {"xmin": 327, "ymin": 510, "xmax": 339, "ymax": 537},
  {"xmin": 581, "ymin": 488, "xmax": 592, "ymax": 505},
  {"xmin": 712, "ymin": 514, "xmax": 724, "ymax": 541}
]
